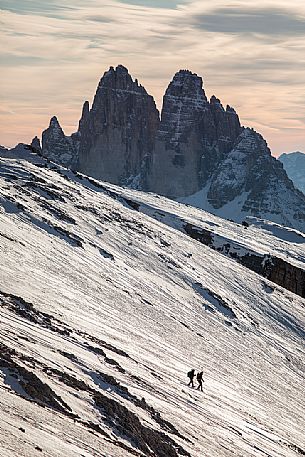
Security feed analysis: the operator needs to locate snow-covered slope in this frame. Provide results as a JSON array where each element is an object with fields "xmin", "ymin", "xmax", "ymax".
[
  {"xmin": 0, "ymin": 156, "xmax": 305, "ymax": 457},
  {"xmin": 78, "ymin": 177, "xmax": 305, "ymax": 299}
]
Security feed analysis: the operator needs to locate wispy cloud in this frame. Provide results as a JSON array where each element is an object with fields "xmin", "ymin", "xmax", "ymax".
[
  {"xmin": 118, "ymin": 0, "xmax": 188, "ymax": 8},
  {"xmin": 0, "ymin": 0, "xmax": 77, "ymax": 18},
  {"xmin": 192, "ymin": 7, "xmax": 305, "ymax": 37}
]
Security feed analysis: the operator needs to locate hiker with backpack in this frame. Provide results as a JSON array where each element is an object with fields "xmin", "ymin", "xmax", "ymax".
[
  {"xmin": 196, "ymin": 371, "xmax": 204, "ymax": 391},
  {"xmin": 187, "ymin": 369, "xmax": 195, "ymax": 387}
]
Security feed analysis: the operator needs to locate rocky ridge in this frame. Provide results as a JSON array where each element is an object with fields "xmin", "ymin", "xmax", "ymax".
[{"xmin": 201, "ymin": 128, "xmax": 305, "ymax": 230}]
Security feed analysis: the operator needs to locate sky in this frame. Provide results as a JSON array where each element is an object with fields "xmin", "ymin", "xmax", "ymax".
[{"xmin": 1, "ymin": 0, "xmax": 305, "ymax": 155}]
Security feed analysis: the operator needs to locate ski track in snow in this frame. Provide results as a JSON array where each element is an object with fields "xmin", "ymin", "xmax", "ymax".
[{"xmin": 0, "ymin": 156, "xmax": 304, "ymax": 457}]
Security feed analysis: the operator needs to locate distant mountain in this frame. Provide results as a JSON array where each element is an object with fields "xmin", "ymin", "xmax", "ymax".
[
  {"xmin": 279, "ymin": 152, "xmax": 305, "ymax": 195},
  {"xmin": 18, "ymin": 65, "xmax": 305, "ymax": 231}
]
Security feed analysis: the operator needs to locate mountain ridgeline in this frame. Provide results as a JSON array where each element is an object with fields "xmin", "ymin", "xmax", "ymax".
[{"xmin": 37, "ymin": 65, "xmax": 305, "ymax": 231}]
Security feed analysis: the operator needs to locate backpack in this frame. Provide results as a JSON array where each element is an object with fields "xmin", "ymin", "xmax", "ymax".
[{"xmin": 187, "ymin": 370, "xmax": 194, "ymax": 378}]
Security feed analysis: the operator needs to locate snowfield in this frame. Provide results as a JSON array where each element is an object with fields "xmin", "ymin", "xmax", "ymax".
[{"xmin": 0, "ymin": 155, "xmax": 304, "ymax": 457}]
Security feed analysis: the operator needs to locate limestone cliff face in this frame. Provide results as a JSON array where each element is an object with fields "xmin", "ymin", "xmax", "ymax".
[
  {"xmin": 148, "ymin": 70, "xmax": 242, "ymax": 198},
  {"xmin": 77, "ymin": 65, "xmax": 160, "ymax": 187}
]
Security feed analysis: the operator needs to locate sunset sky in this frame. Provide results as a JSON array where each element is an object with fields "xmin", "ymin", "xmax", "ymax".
[{"xmin": 1, "ymin": 0, "xmax": 305, "ymax": 155}]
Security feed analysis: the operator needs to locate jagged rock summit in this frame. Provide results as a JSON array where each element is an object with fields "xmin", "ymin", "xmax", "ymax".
[
  {"xmin": 77, "ymin": 64, "xmax": 159, "ymax": 187},
  {"xmin": 148, "ymin": 69, "xmax": 242, "ymax": 197},
  {"xmin": 33, "ymin": 65, "xmax": 305, "ymax": 231}
]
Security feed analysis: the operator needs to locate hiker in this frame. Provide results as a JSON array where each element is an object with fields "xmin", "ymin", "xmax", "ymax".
[
  {"xmin": 196, "ymin": 371, "xmax": 204, "ymax": 391},
  {"xmin": 187, "ymin": 369, "xmax": 195, "ymax": 387}
]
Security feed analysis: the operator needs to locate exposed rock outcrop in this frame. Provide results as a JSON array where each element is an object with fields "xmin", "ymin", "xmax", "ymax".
[
  {"xmin": 0, "ymin": 143, "xmax": 41, "ymax": 160},
  {"xmin": 0, "ymin": 342, "xmax": 72, "ymax": 415},
  {"xmin": 208, "ymin": 128, "xmax": 269, "ymax": 208},
  {"xmin": 205, "ymin": 128, "xmax": 305, "ymax": 230},
  {"xmin": 183, "ymin": 223, "xmax": 305, "ymax": 298},
  {"xmin": 0, "ymin": 145, "xmax": 9, "ymax": 157},
  {"xmin": 31, "ymin": 136, "xmax": 42, "ymax": 155}
]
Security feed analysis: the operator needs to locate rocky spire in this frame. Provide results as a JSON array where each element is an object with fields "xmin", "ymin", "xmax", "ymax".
[
  {"xmin": 70, "ymin": 101, "xmax": 90, "ymax": 153},
  {"xmin": 148, "ymin": 69, "xmax": 242, "ymax": 198},
  {"xmin": 210, "ymin": 95, "xmax": 224, "ymax": 109},
  {"xmin": 164, "ymin": 70, "xmax": 207, "ymax": 103},
  {"xmin": 209, "ymin": 96, "xmax": 242, "ymax": 149},
  {"xmin": 77, "ymin": 65, "xmax": 160, "ymax": 187},
  {"xmin": 79, "ymin": 101, "xmax": 89, "ymax": 129},
  {"xmin": 42, "ymin": 116, "xmax": 77, "ymax": 168}
]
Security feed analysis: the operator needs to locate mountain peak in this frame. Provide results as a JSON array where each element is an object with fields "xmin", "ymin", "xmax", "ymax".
[
  {"xmin": 98, "ymin": 64, "xmax": 146, "ymax": 94},
  {"xmin": 174, "ymin": 69, "xmax": 200, "ymax": 80},
  {"xmin": 116, "ymin": 64, "xmax": 129, "ymax": 73},
  {"xmin": 78, "ymin": 64, "xmax": 159, "ymax": 186},
  {"xmin": 104, "ymin": 64, "xmax": 129, "ymax": 75},
  {"xmin": 210, "ymin": 95, "xmax": 225, "ymax": 112},
  {"xmin": 82, "ymin": 100, "xmax": 89, "ymax": 115},
  {"xmin": 49, "ymin": 116, "xmax": 61, "ymax": 129},
  {"xmin": 279, "ymin": 151, "xmax": 305, "ymax": 195},
  {"xmin": 237, "ymin": 127, "xmax": 269, "ymax": 152},
  {"xmin": 42, "ymin": 115, "xmax": 77, "ymax": 168},
  {"xmin": 226, "ymin": 104, "xmax": 237, "ymax": 114},
  {"xmin": 166, "ymin": 69, "xmax": 208, "ymax": 103}
]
